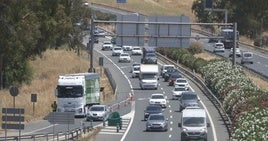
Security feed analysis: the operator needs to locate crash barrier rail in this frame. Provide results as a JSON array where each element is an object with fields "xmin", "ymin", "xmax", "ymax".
[
  {"xmin": 104, "ymin": 67, "xmax": 116, "ymax": 94},
  {"xmin": 156, "ymin": 52, "xmax": 233, "ymax": 138},
  {"xmin": 0, "ymin": 126, "xmax": 93, "ymax": 141}
]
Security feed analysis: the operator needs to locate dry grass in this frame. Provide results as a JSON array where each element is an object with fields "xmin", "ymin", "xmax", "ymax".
[
  {"xmin": 0, "ymin": 48, "xmax": 113, "ymax": 124},
  {"xmin": 194, "ymin": 52, "xmax": 218, "ymax": 61},
  {"xmin": 89, "ymin": 0, "xmax": 196, "ymax": 20}
]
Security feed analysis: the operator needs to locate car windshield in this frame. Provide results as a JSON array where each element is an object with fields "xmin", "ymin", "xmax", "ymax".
[
  {"xmin": 133, "ymin": 63, "xmax": 140, "ymax": 66},
  {"xmin": 167, "ymin": 69, "xmax": 178, "ymax": 73},
  {"xmin": 183, "ymin": 117, "xmax": 205, "ymax": 127},
  {"xmin": 174, "ymin": 87, "xmax": 186, "ymax": 91},
  {"xmin": 90, "ymin": 106, "xmax": 104, "ymax": 111},
  {"xmin": 164, "ymin": 66, "xmax": 174, "ymax": 70},
  {"xmin": 149, "ymin": 115, "xmax": 164, "ymax": 120},
  {"xmin": 121, "ymin": 54, "xmax": 129, "ymax": 56},
  {"xmin": 171, "ymin": 74, "xmax": 181, "ymax": 79},
  {"xmin": 244, "ymin": 53, "xmax": 252, "ymax": 57},
  {"xmin": 114, "ymin": 48, "xmax": 121, "ymax": 50},
  {"xmin": 176, "ymin": 79, "xmax": 187, "ymax": 83},
  {"xmin": 182, "ymin": 94, "xmax": 197, "ymax": 100},
  {"xmin": 133, "ymin": 67, "xmax": 140, "ymax": 71},
  {"xmin": 146, "ymin": 53, "xmax": 156, "ymax": 57},
  {"xmin": 215, "ymin": 44, "xmax": 223, "ymax": 47},
  {"xmin": 152, "ymin": 95, "xmax": 164, "ymax": 99},
  {"xmin": 133, "ymin": 47, "xmax": 140, "ymax": 50},
  {"xmin": 146, "ymin": 106, "xmax": 162, "ymax": 111},
  {"xmin": 104, "ymin": 42, "xmax": 111, "ymax": 44}
]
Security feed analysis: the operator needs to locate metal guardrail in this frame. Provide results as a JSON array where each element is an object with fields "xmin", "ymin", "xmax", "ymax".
[
  {"xmin": 0, "ymin": 126, "xmax": 93, "ymax": 141},
  {"xmin": 104, "ymin": 67, "xmax": 117, "ymax": 94},
  {"xmin": 156, "ymin": 52, "xmax": 233, "ymax": 139}
]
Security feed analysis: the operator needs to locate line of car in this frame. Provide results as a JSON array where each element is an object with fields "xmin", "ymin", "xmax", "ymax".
[
  {"xmin": 101, "ymin": 40, "xmax": 143, "ymax": 63},
  {"xmin": 212, "ymin": 41, "xmax": 254, "ymax": 64},
  {"xmin": 158, "ymin": 65, "xmax": 210, "ymax": 141}
]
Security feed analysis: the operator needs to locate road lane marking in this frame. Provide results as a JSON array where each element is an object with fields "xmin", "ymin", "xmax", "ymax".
[
  {"xmin": 169, "ymin": 134, "xmax": 172, "ymax": 138},
  {"xmin": 170, "ymin": 115, "xmax": 173, "ymax": 119},
  {"xmin": 200, "ymin": 100, "xmax": 217, "ymax": 141},
  {"xmin": 95, "ymin": 47, "xmax": 136, "ymax": 141}
]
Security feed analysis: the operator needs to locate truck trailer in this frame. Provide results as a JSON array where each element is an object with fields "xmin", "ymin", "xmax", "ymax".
[
  {"xmin": 139, "ymin": 64, "xmax": 159, "ymax": 90},
  {"xmin": 56, "ymin": 73, "xmax": 100, "ymax": 117}
]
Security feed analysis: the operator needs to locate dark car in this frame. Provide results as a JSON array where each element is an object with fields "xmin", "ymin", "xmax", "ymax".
[
  {"xmin": 164, "ymin": 68, "xmax": 180, "ymax": 82},
  {"xmin": 89, "ymin": 36, "xmax": 99, "ymax": 44},
  {"xmin": 168, "ymin": 72, "xmax": 183, "ymax": 86},
  {"xmin": 111, "ymin": 36, "xmax": 116, "ymax": 44},
  {"xmin": 179, "ymin": 92, "xmax": 200, "ymax": 112},
  {"xmin": 144, "ymin": 105, "xmax": 163, "ymax": 120}
]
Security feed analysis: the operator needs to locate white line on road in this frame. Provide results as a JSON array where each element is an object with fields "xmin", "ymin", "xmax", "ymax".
[{"xmin": 169, "ymin": 134, "xmax": 172, "ymax": 138}]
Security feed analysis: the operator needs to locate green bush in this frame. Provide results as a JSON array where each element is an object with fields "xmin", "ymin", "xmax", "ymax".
[
  {"xmin": 187, "ymin": 41, "xmax": 204, "ymax": 54},
  {"xmin": 192, "ymin": 58, "xmax": 207, "ymax": 73}
]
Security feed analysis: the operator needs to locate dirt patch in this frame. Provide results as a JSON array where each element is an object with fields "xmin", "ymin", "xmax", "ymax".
[{"xmin": 194, "ymin": 52, "xmax": 218, "ymax": 61}]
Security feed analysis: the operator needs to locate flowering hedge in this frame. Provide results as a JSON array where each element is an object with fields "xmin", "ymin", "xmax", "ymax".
[
  {"xmin": 157, "ymin": 47, "xmax": 268, "ymax": 140},
  {"xmin": 231, "ymin": 108, "xmax": 268, "ymax": 141},
  {"xmin": 201, "ymin": 59, "xmax": 268, "ymax": 140}
]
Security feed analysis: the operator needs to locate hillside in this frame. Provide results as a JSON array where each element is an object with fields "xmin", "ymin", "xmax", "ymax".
[
  {"xmin": 89, "ymin": 0, "xmax": 196, "ymax": 20},
  {"xmin": 0, "ymin": 48, "xmax": 113, "ymax": 123}
]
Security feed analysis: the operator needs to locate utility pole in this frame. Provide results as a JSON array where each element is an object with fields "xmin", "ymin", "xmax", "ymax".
[
  {"xmin": 232, "ymin": 23, "xmax": 237, "ymax": 66},
  {"xmin": 88, "ymin": 14, "xmax": 95, "ymax": 73}
]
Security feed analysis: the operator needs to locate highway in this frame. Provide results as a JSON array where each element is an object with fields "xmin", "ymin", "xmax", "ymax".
[
  {"xmin": 93, "ymin": 37, "xmax": 229, "ymax": 141},
  {"xmin": 193, "ymin": 32, "xmax": 268, "ymax": 80},
  {"xmin": 0, "ymin": 36, "xmax": 237, "ymax": 141}
]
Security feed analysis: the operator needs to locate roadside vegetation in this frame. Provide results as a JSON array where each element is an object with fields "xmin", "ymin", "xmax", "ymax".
[
  {"xmin": 1, "ymin": 0, "xmax": 268, "ymax": 140},
  {"xmin": 157, "ymin": 43, "xmax": 268, "ymax": 140}
]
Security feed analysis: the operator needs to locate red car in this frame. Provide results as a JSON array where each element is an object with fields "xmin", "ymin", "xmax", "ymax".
[{"xmin": 168, "ymin": 73, "xmax": 183, "ymax": 86}]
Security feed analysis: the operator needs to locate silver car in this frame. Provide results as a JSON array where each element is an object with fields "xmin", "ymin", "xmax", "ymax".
[
  {"xmin": 86, "ymin": 105, "xmax": 109, "ymax": 121},
  {"xmin": 179, "ymin": 92, "xmax": 200, "ymax": 112},
  {"xmin": 146, "ymin": 113, "xmax": 168, "ymax": 132},
  {"xmin": 241, "ymin": 51, "xmax": 253, "ymax": 64}
]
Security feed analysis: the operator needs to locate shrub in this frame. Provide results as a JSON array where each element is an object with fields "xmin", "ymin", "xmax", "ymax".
[{"xmin": 187, "ymin": 41, "xmax": 204, "ymax": 54}]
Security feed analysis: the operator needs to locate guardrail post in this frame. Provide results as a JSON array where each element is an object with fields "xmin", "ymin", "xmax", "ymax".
[
  {"xmin": 120, "ymin": 119, "xmax": 122, "ymax": 130},
  {"xmin": 103, "ymin": 119, "xmax": 106, "ymax": 126},
  {"xmin": 116, "ymin": 123, "xmax": 119, "ymax": 132},
  {"xmin": 90, "ymin": 119, "xmax": 93, "ymax": 129}
]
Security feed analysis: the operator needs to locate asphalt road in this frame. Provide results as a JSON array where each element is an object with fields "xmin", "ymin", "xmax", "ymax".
[
  {"xmin": 92, "ymin": 38, "xmax": 229, "ymax": 141},
  {"xmin": 193, "ymin": 32, "xmax": 268, "ymax": 79}
]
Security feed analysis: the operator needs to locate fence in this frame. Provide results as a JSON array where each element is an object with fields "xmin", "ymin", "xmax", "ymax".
[{"xmin": 0, "ymin": 126, "xmax": 93, "ymax": 141}]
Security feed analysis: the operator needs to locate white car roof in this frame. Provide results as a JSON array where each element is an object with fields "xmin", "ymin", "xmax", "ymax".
[{"xmin": 182, "ymin": 108, "xmax": 206, "ymax": 118}]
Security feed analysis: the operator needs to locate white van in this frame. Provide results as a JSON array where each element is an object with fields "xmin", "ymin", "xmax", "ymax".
[
  {"xmin": 178, "ymin": 107, "xmax": 210, "ymax": 141},
  {"xmin": 241, "ymin": 51, "xmax": 253, "ymax": 64}
]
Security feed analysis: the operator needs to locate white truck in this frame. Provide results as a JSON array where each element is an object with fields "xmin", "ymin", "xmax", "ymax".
[
  {"xmin": 55, "ymin": 73, "xmax": 100, "ymax": 117},
  {"xmin": 139, "ymin": 64, "xmax": 159, "ymax": 90}
]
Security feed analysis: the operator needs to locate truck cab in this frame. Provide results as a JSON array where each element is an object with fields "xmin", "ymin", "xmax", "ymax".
[
  {"xmin": 141, "ymin": 46, "xmax": 157, "ymax": 64},
  {"xmin": 178, "ymin": 107, "xmax": 210, "ymax": 141},
  {"xmin": 56, "ymin": 73, "xmax": 100, "ymax": 117}
]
